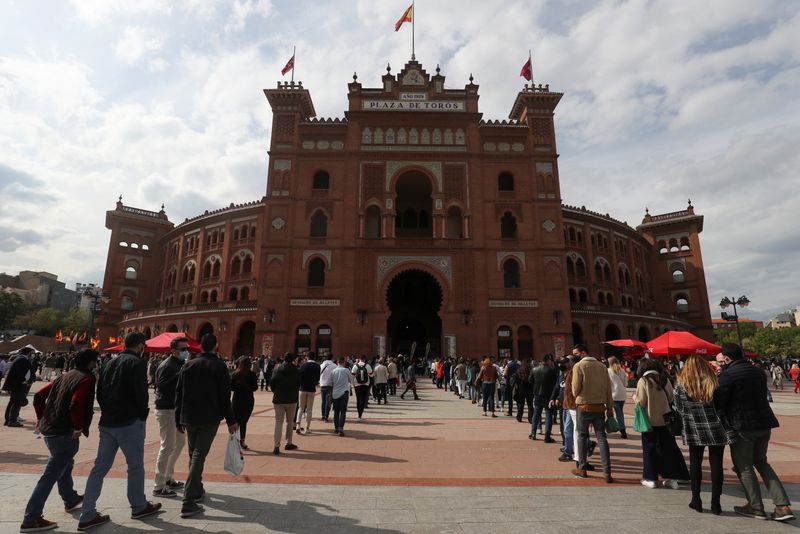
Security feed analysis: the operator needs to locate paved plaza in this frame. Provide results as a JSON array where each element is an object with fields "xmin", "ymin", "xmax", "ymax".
[{"xmin": 1, "ymin": 380, "xmax": 800, "ymax": 532}]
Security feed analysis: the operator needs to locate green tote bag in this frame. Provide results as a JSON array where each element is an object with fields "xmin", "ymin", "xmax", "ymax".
[{"xmin": 633, "ymin": 403, "xmax": 652, "ymax": 433}]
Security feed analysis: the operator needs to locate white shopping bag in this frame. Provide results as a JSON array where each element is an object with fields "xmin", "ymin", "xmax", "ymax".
[{"xmin": 224, "ymin": 429, "xmax": 244, "ymax": 476}]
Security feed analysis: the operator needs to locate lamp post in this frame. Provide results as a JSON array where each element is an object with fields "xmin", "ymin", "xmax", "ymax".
[
  {"xmin": 719, "ymin": 295, "xmax": 750, "ymax": 348},
  {"xmin": 84, "ymin": 290, "xmax": 110, "ymax": 348}
]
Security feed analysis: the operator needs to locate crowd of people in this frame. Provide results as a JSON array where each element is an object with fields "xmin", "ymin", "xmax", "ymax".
[{"xmin": 1, "ymin": 337, "xmax": 797, "ymax": 531}]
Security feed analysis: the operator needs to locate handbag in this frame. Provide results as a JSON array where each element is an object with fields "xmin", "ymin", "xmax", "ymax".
[
  {"xmin": 663, "ymin": 407, "xmax": 683, "ymax": 436},
  {"xmin": 605, "ymin": 416, "xmax": 620, "ymax": 433},
  {"xmin": 633, "ymin": 403, "xmax": 652, "ymax": 433},
  {"xmin": 224, "ymin": 429, "xmax": 244, "ymax": 476}
]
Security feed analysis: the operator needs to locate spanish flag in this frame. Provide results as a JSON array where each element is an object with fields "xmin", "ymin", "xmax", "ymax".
[
  {"xmin": 520, "ymin": 55, "xmax": 533, "ymax": 82},
  {"xmin": 395, "ymin": 4, "xmax": 413, "ymax": 31},
  {"xmin": 281, "ymin": 54, "xmax": 294, "ymax": 76},
  {"xmin": 55, "ymin": 330, "xmax": 63, "ymax": 342}
]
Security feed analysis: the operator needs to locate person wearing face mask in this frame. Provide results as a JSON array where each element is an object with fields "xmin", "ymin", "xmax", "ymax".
[
  {"xmin": 78, "ymin": 332, "xmax": 162, "ymax": 531},
  {"xmin": 152, "ymin": 337, "xmax": 190, "ymax": 498}
]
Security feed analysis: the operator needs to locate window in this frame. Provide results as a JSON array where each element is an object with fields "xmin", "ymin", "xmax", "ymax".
[
  {"xmin": 242, "ymin": 256, "xmax": 253, "ymax": 273},
  {"xmin": 250, "ymin": 225, "xmax": 257, "ymax": 238},
  {"xmin": 210, "ymin": 290, "xmax": 218, "ymax": 303},
  {"xmin": 233, "ymin": 228, "xmax": 240, "ymax": 240},
  {"xmin": 578, "ymin": 289, "xmax": 588, "ymax": 304},
  {"xmin": 200, "ymin": 291, "xmax": 208, "ymax": 303},
  {"xmin": 502, "ymin": 259, "xmax": 521, "ymax": 288},
  {"xmin": 365, "ymin": 205, "xmax": 381, "ymax": 238},
  {"xmin": 211, "ymin": 260, "xmax": 220, "ymax": 278},
  {"xmin": 121, "ymin": 295, "xmax": 134, "ymax": 311},
  {"xmin": 307, "ymin": 258, "xmax": 325, "ymax": 287},
  {"xmin": 498, "ymin": 172, "xmax": 514, "ymax": 192},
  {"xmin": 125, "ymin": 266, "xmax": 137, "ymax": 280},
  {"xmin": 445, "ymin": 206, "xmax": 463, "ymax": 238},
  {"xmin": 576, "ymin": 259, "xmax": 586, "ymax": 278},
  {"xmin": 676, "ymin": 296, "xmax": 689, "ymax": 313},
  {"xmin": 142, "ymin": 244, "xmax": 150, "ymax": 250},
  {"xmin": 680, "ymin": 237, "xmax": 690, "ymax": 251},
  {"xmin": 672, "ymin": 268, "xmax": 685, "ymax": 283},
  {"xmin": 313, "ymin": 170, "xmax": 330, "ymax": 190},
  {"xmin": 229, "ymin": 288, "xmax": 238, "ymax": 301},
  {"xmin": 231, "ymin": 256, "xmax": 241, "ymax": 275},
  {"xmin": 500, "ymin": 212, "xmax": 518, "ymax": 238},
  {"xmin": 240, "ymin": 287, "xmax": 249, "ymax": 300},
  {"xmin": 569, "ymin": 288, "xmax": 576, "ymax": 303},
  {"xmin": 202, "ymin": 262, "xmax": 211, "ymax": 279},
  {"xmin": 566, "ymin": 257, "xmax": 575, "ymax": 277},
  {"xmin": 119, "ymin": 241, "xmax": 128, "ymax": 247},
  {"xmin": 310, "ymin": 211, "xmax": 328, "ymax": 237}
]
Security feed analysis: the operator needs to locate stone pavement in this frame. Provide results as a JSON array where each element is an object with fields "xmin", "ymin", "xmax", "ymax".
[{"xmin": 2, "ymin": 378, "xmax": 800, "ymax": 532}]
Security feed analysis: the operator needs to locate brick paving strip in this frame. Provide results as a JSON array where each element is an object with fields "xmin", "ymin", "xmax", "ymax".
[{"xmin": 2, "ymin": 380, "xmax": 800, "ymax": 532}]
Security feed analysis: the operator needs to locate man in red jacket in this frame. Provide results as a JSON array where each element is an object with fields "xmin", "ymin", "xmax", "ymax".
[{"xmin": 19, "ymin": 350, "xmax": 98, "ymax": 533}]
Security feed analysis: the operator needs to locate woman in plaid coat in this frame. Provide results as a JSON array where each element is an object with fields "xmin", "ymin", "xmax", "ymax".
[{"xmin": 674, "ymin": 355, "xmax": 733, "ymax": 516}]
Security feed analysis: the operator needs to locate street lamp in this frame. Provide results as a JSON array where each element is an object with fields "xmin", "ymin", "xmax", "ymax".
[
  {"xmin": 84, "ymin": 290, "xmax": 110, "ymax": 348},
  {"xmin": 719, "ymin": 295, "xmax": 750, "ymax": 348}
]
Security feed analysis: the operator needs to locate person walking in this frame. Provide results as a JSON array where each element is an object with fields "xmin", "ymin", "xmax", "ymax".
[
  {"xmin": 716, "ymin": 343, "xmax": 795, "ymax": 521},
  {"xmin": 570, "ymin": 343, "xmax": 614, "ymax": 483},
  {"xmin": 152, "ymin": 337, "xmax": 188, "ymax": 498},
  {"xmin": 530, "ymin": 354, "xmax": 558, "ymax": 442},
  {"xmin": 351, "ymin": 356, "xmax": 373, "ymax": 420},
  {"xmin": 295, "ymin": 352, "xmax": 321, "ymax": 434},
  {"xmin": 454, "ymin": 358, "xmax": 468, "ymax": 400},
  {"xmin": 231, "ymin": 356, "xmax": 258, "ymax": 450},
  {"xmin": 270, "ymin": 352, "xmax": 300, "ymax": 454},
  {"xmin": 331, "ymin": 357, "xmax": 352, "ymax": 436},
  {"xmin": 19, "ymin": 350, "xmax": 97, "ymax": 533},
  {"xmin": 790, "ymin": 363, "xmax": 799, "ymax": 394},
  {"xmin": 319, "ymin": 354, "xmax": 336, "ymax": 423},
  {"xmin": 478, "ymin": 358, "xmax": 498, "ymax": 417},
  {"xmin": 174, "ymin": 334, "xmax": 238, "ymax": 519},
  {"xmin": 673, "ymin": 355, "xmax": 732, "ymax": 515},
  {"xmin": 607, "ymin": 356, "xmax": 629, "ymax": 439},
  {"xmin": 3, "ymin": 346, "xmax": 34, "ymax": 427},
  {"xmin": 504, "ymin": 356, "xmax": 521, "ymax": 417},
  {"xmin": 559, "ymin": 356, "xmax": 578, "ymax": 463},
  {"xmin": 78, "ymin": 333, "xmax": 161, "ymax": 531},
  {"xmin": 387, "ymin": 357, "xmax": 399, "ymax": 396},
  {"xmin": 399, "ymin": 359, "xmax": 419, "ymax": 400},
  {"xmin": 634, "ymin": 358, "xmax": 689, "ymax": 490},
  {"xmin": 373, "ymin": 358, "xmax": 389, "ymax": 405}
]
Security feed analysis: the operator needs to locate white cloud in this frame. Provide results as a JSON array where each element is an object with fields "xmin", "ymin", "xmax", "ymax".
[
  {"xmin": 68, "ymin": 0, "xmax": 172, "ymax": 25},
  {"xmin": 114, "ymin": 26, "xmax": 165, "ymax": 65},
  {"xmin": 225, "ymin": 0, "xmax": 272, "ymax": 33}
]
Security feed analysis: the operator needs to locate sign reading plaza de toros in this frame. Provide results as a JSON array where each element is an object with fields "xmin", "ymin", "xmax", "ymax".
[{"xmin": 362, "ymin": 95, "xmax": 465, "ymax": 112}]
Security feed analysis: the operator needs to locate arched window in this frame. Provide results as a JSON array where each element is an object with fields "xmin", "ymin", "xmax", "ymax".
[
  {"xmin": 569, "ymin": 288, "xmax": 576, "ymax": 303},
  {"xmin": 242, "ymin": 255, "xmax": 253, "ymax": 273},
  {"xmin": 202, "ymin": 262, "xmax": 211, "ymax": 279},
  {"xmin": 365, "ymin": 205, "xmax": 381, "ymax": 238},
  {"xmin": 250, "ymin": 225, "xmax": 256, "ymax": 238},
  {"xmin": 142, "ymin": 244, "xmax": 150, "ymax": 250},
  {"xmin": 211, "ymin": 260, "xmax": 220, "ymax": 278},
  {"xmin": 566, "ymin": 257, "xmax": 575, "ymax": 277},
  {"xmin": 233, "ymin": 228, "xmax": 240, "ymax": 240},
  {"xmin": 576, "ymin": 259, "xmax": 586, "ymax": 278},
  {"xmin": 209, "ymin": 290, "xmax": 218, "ymax": 303},
  {"xmin": 200, "ymin": 291, "xmax": 208, "ymax": 303},
  {"xmin": 658, "ymin": 240, "xmax": 667, "ymax": 254},
  {"xmin": 403, "ymin": 208, "xmax": 417, "ymax": 228},
  {"xmin": 313, "ymin": 170, "xmax": 330, "ymax": 190},
  {"xmin": 240, "ymin": 287, "xmax": 249, "ymax": 300},
  {"xmin": 179, "ymin": 294, "xmax": 186, "ymax": 305},
  {"xmin": 669, "ymin": 238, "xmax": 679, "ymax": 253},
  {"xmin": 672, "ymin": 268, "xmax": 685, "ymax": 283},
  {"xmin": 595, "ymin": 262, "xmax": 603, "ymax": 281},
  {"xmin": 121, "ymin": 295, "xmax": 134, "ymax": 311},
  {"xmin": 119, "ymin": 241, "xmax": 128, "ymax": 247},
  {"xmin": 568, "ymin": 227, "xmax": 576, "ymax": 242},
  {"xmin": 606, "ymin": 292, "xmax": 614, "ymax": 305},
  {"xmin": 578, "ymin": 289, "xmax": 588, "ymax": 303},
  {"xmin": 604, "ymin": 264, "xmax": 611, "ymax": 282},
  {"xmin": 229, "ymin": 288, "xmax": 238, "ymax": 301},
  {"xmin": 130, "ymin": 242, "xmax": 139, "ymax": 249},
  {"xmin": 598, "ymin": 292, "xmax": 606, "ymax": 305},
  {"xmin": 500, "ymin": 212, "xmax": 518, "ymax": 239},
  {"xmin": 676, "ymin": 295, "xmax": 689, "ymax": 313},
  {"xmin": 231, "ymin": 256, "xmax": 241, "ymax": 275},
  {"xmin": 502, "ymin": 258, "xmax": 521, "ymax": 288},
  {"xmin": 498, "ymin": 172, "xmax": 514, "ymax": 192},
  {"xmin": 310, "ymin": 211, "xmax": 327, "ymax": 237},
  {"xmin": 125, "ymin": 266, "xmax": 137, "ymax": 280},
  {"xmin": 680, "ymin": 237, "xmax": 690, "ymax": 251},
  {"xmin": 445, "ymin": 206, "xmax": 463, "ymax": 238},
  {"xmin": 186, "ymin": 293, "xmax": 192, "ymax": 304},
  {"xmin": 307, "ymin": 258, "xmax": 325, "ymax": 287}
]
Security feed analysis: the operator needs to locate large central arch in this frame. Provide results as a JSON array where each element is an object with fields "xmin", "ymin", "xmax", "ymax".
[{"xmin": 386, "ymin": 269, "xmax": 442, "ymax": 359}]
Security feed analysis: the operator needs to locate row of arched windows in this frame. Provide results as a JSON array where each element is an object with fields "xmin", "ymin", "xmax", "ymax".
[
  {"xmin": 206, "ymin": 229, "xmax": 225, "ymax": 247},
  {"xmin": 118, "ymin": 241, "xmax": 150, "ymax": 250},
  {"xmin": 658, "ymin": 237, "xmax": 691, "ymax": 254}
]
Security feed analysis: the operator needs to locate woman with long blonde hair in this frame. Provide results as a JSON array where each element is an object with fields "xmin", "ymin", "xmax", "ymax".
[
  {"xmin": 607, "ymin": 356, "xmax": 628, "ymax": 439},
  {"xmin": 674, "ymin": 355, "xmax": 732, "ymax": 515}
]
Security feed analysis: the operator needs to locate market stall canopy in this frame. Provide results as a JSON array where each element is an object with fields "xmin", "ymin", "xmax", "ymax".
[
  {"xmin": 646, "ymin": 331, "xmax": 720, "ymax": 357},
  {"xmin": 103, "ymin": 333, "xmax": 202, "ymax": 354},
  {"xmin": 603, "ymin": 339, "xmax": 648, "ymax": 349}
]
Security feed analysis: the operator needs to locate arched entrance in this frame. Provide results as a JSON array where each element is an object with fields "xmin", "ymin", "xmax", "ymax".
[
  {"xmin": 234, "ymin": 321, "xmax": 256, "ymax": 357},
  {"xmin": 604, "ymin": 323, "xmax": 621, "ymax": 341},
  {"xmin": 394, "ymin": 171, "xmax": 433, "ymax": 238},
  {"xmin": 197, "ymin": 322, "xmax": 214, "ymax": 341},
  {"xmin": 386, "ymin": 269, "xmax": 442, "ymax": 358}
]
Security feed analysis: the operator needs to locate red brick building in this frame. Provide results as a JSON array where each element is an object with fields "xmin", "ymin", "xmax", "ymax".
[{"xmin": 98, "ymin": 59, "xmax": 713, "ymax": 360}]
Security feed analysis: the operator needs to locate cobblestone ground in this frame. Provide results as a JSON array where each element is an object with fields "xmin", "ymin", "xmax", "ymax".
[{"xmin": 1, "ymin": 378, "xmax": 799, "ymax": 532}]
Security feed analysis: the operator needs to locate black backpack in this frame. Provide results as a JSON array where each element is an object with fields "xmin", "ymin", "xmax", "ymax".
[{"xmin": 355, "ymin": 363, "xmax": 369, "ymax": 385}]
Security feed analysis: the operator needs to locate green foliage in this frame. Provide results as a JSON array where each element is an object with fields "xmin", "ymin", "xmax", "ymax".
[
  {"xmin": 10, "ymin": 306, "xmax": 91, "ymax": 338},
  {"xmin": 62, "ymin": 308, "xmax": 90, "ymax": 334},
  {"xmin": 0, "ymin": 292, "xmax": 26, "ymax": 329},
  {"xmin": 717, "ymin": 325, "xmax": 800, "ymax": 359},
  {"xmin": 30, "ymin": 308, "xmax": 60, "ymax": 336}
]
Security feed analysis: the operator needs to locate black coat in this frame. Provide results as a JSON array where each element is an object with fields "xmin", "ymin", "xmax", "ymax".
[
  {"xmin": 175, "ymin": 352, "xmax": 235, "ymax": 427},
  {"xmin": 154, "ymin": 356, "xmax": 184, "ymax": 410},
  {"xmin": 97, "ymin": 350, "xmax": 149, "ymax": 426},
  {"xmin": 530, "ymin": 364, "xmax": 558, "ymax": 398},
  {"xmin": 716, "ymin": 358, "xmax": 779, "ymax": 432},
  {"xmin": 2, "ymin": 356, "xmax": 32, "ymax": 392}
]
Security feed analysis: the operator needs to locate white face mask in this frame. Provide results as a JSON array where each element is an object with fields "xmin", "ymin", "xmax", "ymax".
[{"xmin": 178, "ymin": 350, "xmax": 189, "ymax": 361}]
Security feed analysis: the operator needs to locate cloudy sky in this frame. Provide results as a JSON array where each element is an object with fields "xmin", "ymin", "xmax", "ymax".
[{"xmin": 1, "ymin": 0, "xmax": 798, "ymax": 321}]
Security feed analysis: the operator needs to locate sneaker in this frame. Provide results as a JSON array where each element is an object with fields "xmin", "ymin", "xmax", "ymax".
[
  {"xmin": 557, "ymin": 453, "xmax": 573, "ymax": 462},
  {"xmin": 571, "ymin": 468, "xmax": 587, "ymax": 478},
  {"xmin": 304, "ymin": 429, "xmax": 312, "ymax": 435},
  {"xmin": 180, "ymin": 503, "xmax": 204, "ymax": 518},
  {"xmin": 604, "ymin": 474, "xmax": 614, "ymax": 484},
  {"xmin": 19, "ymin": 517, "xmax": 58, "ymax": 532},
  {"xmin": 131, "ymin": 502, "xmax": 162, "ymax": 520},
  {"xmin": 152, "ymin": 488, "xmax": 177, "ymax": 498},
  {"xmin": 273, "ymin": 447, "xmax": 280, "ymax": 455},
  {"xmin": 734, "ymin": 504, "xmax": 768, "ymax": 520},
  {"xmin": 7, "ymin": 421, "xmax": 23, "ymax": 428},
  {"xmin": 543, "ymin": 437, "xmax": 556, "ymax": 444},
  {"xmin": 65, "ymin": 495, "xmax": 84, "ymax": 512},
  {"xmin": 285, "ymin": 443, "xmax": 298, "ymax": 451},
  {"xmin": 772, "ymin": 506, "xmax": 796, "ymax": 522},
  {"xmin": 641, "ymin": 479, "xmax": 657, "ymax": 489},
  {"xmin": 77, "ymin": 513, "xmax": 110, "ymax": 531},
  {"xmin": 166, "ymin": 480, "xmax": 184, "ymax": 489},
  {"xmin": 338, "ymin": 430, "xmax": 345, "ymax": 437},
  {"xmin": 663, "ymin": 479, "xmax": 680, "ymax": 490}
]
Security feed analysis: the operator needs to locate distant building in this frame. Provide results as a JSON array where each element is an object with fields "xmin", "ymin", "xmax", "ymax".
[
  {"xmin": 0, "ymin": 271, "xmax": 76, "ymax": 312},
  {"xmin": 712, "ymin": 317, "xmax": 764, "ymax": 330},
  {"xmin": 75, "ymin": 283, "xmax": 103, "ymax": 312},
  {"xmin": 768, "ymin": 310, "xmax": 797, "ymax": 329}
]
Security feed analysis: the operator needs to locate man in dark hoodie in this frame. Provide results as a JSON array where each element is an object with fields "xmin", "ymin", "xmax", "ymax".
[
  {"xmin": 78, "ymin": 333, "xmax": 162, "ymax": 531},
  {"xmin": 19, "ymin": 349, "xmax": 98, "ymax": 533},
  {"xmin": 174, "ymin": 334, "xmax": 238, "ymax": 519},
  {"xmin": 270, "ymin": 352, "xmax": 300, "ymax": 455}
]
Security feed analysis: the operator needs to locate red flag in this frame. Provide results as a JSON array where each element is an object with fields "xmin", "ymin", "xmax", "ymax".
[
  {"xmin": 395, "ymin": 4, "xmax": 413, "ymax": 31},
  {"xmin": 281, "ymin": 55, "xmax": 294, "ymax": 76},
  {"xmin": 520, "ymin": 56, "xmax": 532, "ymax": 81}
]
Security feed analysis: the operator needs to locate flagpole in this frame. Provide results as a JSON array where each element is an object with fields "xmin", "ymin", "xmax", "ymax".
[
  {"xmin": 411, "ymin": 1, "xmax": 415, "ymax": 60},
  {"xmin": 291, "ymin": 45, "xmax": 296, "ymax": 83}
]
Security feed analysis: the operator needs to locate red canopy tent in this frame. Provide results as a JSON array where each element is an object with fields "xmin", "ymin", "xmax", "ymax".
[
  {"xmin": 103, "ymin": 332, "xmax": 202, "ymax": 354},
  {"xmin": 646, "ymin": 331, "xmax": 720, "ymax": 357},
  {"xmin": 602, "ymin": 339, "xmax": 649, "ymax": 360}
]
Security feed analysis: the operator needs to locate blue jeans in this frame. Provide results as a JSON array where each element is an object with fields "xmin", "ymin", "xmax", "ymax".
[
  {"xmin": 531, "ymin": 395, "xmax": 554, "ymax": 439},
  {"xmin": 333, "ymin": 393, "xmax": 349, "ymax": 430},
  {"xmin": 481, "ymin": 382, "xmax": 496, "ymax": 412},
  {"xmin": 613, "ymin": 400, "xmax": 626, "ymax": 432},
  {"xmin": 80, "ymin": 420, "xmax": 147, "ymax": 522},
  {"xmin": 23, "ymin": 435, "xmax": 80, "ymax": 522},
  {"xmin": 562, "ymin": 409, "xmax": 574, "ymax": 455},
  {"xmin": 320, "ymin": 386, "xmax": 333, "ymax": 420}
]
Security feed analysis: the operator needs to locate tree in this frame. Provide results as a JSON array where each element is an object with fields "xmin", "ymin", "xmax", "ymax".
[
  {"xmin": 0, "ymin": 292, "xmax": 25, "ymax": 329},
  {"xmin": 62, "ymin": 308, "xmax": 90, "ymax": 334},
  {"xmin": 30, "ymin": 308, "xmax": 60, "ymax": 336}
]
